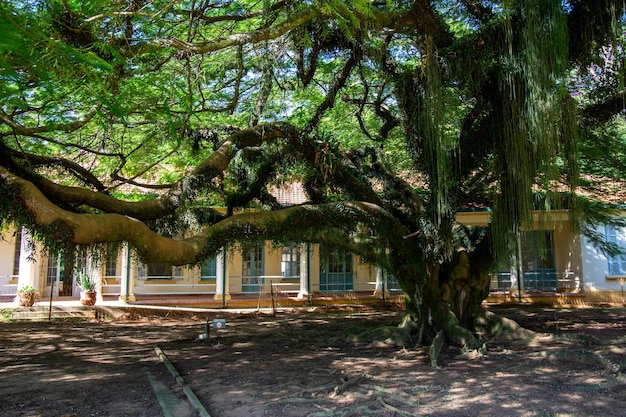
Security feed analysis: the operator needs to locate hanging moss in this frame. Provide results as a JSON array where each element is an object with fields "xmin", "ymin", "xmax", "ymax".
[
  {"xmin": 0, "ymin": 170, "xmax": 87, "ymax": 263},
  {"xmin": 395, "ymin": 46, "xmax": 457, "ymax": 263},
  {"xmin": 31, "ymin": 221, "xmax": 75, "ymax": 257},
  {"xmin": 491, "ymin": 0, "xmax": 579, "ymax": 263}
]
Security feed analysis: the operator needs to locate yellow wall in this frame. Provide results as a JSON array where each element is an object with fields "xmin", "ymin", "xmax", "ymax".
[{"xmin": 4, "ymin": 208, "xmax": 622, "ymax": 304}]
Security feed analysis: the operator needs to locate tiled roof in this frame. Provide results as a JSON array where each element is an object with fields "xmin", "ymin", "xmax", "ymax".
[
  {"xmin": 89, "ymin": 171, "xmax": 626, "ymax": 209},
  {"xmin": 268, "ymin": 182, "xmax": 309, "ymax": 206},
  {"xmin": 266, "ymin": 175, "xmax": 626, "ymax": 209},
  {"xmin": 576, "ymin": 175, "xmax": 626, "ymax": 206}
]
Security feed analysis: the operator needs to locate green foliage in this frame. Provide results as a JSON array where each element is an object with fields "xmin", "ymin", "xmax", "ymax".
[
  {"xmin": 491, "ymin": 0, "xmax": 579, "ymax": 262},
  {"xmin": 75, "ymin": 272, "xmax": 96, "ymax": 292},
  {"xmin": 0, "ymin": 0, "xmax": 625, "ymax": 327},
  {"xmin": 578, "ymin": 117, "xmax": 626, "ymax": 178},
  {"xmin": 17, "ymin": 285, "xmax": 38, "ymax": 295},
  {"xmin": 317, "ymin": 0, "xmax": 374, "ymax": 36},
  {"xmin": 0, "ymin": 308, "xmax": 15, "ymax": 322}
]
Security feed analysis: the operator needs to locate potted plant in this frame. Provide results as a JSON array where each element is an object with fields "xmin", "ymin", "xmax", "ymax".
[
  {"xmin": 16, "ymin": 285, "xmax": 38, "ymax": 307},
  {"xmin": 76, "ymin": 272, "xmax": 98, "ymax": 306}
]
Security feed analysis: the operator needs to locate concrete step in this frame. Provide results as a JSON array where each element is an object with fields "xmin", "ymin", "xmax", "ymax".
[{"xmin": 10, "ymin": 306, "xmax": 96, "ymax": 320}]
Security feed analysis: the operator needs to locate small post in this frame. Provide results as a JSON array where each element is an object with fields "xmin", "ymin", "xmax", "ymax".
[
  {"xmin": 48, "ymin": 280, "xmax": 54, "ymax": 322},
  {"xmin": 516, "ymin": 232, "xmax": 523, "ymax": 302},
  {"xmin": 270, "ymin": 280, "xmax": 276, "ymax": 316},
  {"xmin": 382, "ymin": 270, "xmax": 386, "ymax": 303},
  {"xmin": 256, "ymin": 278, "xmax": 263, "ymax": 311},
  {"xmin": 213, "ymin": 318, "xmax": 226, "ymax": 345}
]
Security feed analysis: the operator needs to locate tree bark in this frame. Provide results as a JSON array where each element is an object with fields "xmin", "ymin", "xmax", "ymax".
[{"xmin": 395, "ymin": 247, "xmax": 489, "ymax": 366}]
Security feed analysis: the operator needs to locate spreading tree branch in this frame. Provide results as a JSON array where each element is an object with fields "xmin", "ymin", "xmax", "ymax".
[
  {"xmin": 163, "ymin": 6, "xmax": 325, "ymax": 54},
  {"xmin": 2, "ymin": 162, "xmax": 402, "ymax": 264}
]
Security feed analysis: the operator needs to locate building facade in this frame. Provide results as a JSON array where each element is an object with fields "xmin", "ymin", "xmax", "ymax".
[{"xmin": 1, "ymin": 210, "xmax": 624, "ymax": 305}]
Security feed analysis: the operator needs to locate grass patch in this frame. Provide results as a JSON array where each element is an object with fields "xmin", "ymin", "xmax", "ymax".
[{"xmin": 0, "ymin": 308, "xmax": 15, "ymax": 322}]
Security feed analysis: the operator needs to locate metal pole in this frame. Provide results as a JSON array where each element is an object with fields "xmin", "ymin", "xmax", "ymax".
[
  {"xmin": 125, "ymin": 244, "xmax": 131, "ymax": 302},
  {"xmin": 306, "ymin": 243, "xmax": 311, "ymax": 304},
  {"xmin": 48, "ymin": 280, "xmax": 54, "ymax": 322},
  {"xmin": 221, "ymin": 248, "xmax": 227, "ymax": 308},
  {"xmin": 516, "ymin": 233, "xmax": 523, "ymax": 302},
  {"xmin": 382, "ymin": 269, "xmax": 386, "ymax": 303}
]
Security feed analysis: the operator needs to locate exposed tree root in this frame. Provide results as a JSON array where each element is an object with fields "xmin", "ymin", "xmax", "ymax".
[
  {"xmin": 268, "ymin": 373, "xmax": 422, "ymax": 417},
  {"xmin": 428, "ymin": 330, "xmax": 445, "ymax": 368},
  {"xmin": 330, "ymin": 374, "xmax": 367, "ymax": 398},
  {"xmin": 351, "ymin": 324, "xmax": 416, "ymax": 348},
  {"xmin": 475, "ymin": 310, "xmax": 542, "ymax": 340},
  {"xmin": 531, "ymin": 348, "xmax": 621, "ymax": 374},
  {"xmin": 346, "ymin": 309, "xmax": 551, "ymax": 369}
]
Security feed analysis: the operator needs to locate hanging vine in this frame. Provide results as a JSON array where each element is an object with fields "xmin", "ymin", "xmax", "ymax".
[{"xmin": 491, "ymin": 0, "xmax": 579, "ymax": 263}]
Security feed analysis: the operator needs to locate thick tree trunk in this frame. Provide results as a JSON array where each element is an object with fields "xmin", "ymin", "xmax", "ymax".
[{"xmin": 397, "ymin": 249, "xmax": 490, "ymax": 367}]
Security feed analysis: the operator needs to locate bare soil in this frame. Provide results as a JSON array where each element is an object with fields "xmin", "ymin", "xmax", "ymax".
[{"xmin": 0, "ymin": 304, "xmax": 624, "ymax": 417}]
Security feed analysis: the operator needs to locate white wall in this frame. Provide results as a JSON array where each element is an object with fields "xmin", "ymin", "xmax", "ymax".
[
  {"xmin": 581, "ymin": 225, "xmax": 624, "ymax": 292},
  {"xmin": 0, "ymin": 229, "xmax": 17, "ymax": 284}
]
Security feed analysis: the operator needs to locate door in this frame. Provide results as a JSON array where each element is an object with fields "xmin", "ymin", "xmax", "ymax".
[
  {"xmin": 320, "ymin": 247, "xmax": 353, "ymax": 292},
  {"xmin": 242, "ymin": 242, "xmax": 264, "ymax": 293}
]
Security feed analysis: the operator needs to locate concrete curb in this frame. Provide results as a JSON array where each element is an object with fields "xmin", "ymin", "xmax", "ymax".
[{"xmin": 155, "ymin": 346, "xmax": 212, "ymax": 417}]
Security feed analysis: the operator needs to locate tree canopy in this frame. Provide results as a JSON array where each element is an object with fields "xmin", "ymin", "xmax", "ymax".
[{"xmin": 1, "ymin": 0, "xmax": 625, "ymax": 352}]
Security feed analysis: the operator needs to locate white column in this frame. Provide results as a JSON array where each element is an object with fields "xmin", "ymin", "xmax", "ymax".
[
  {"xmin": 214, "ymin": 249, "xmax": 230, "ymax": 301},
  {"xmin": 17, "ymin": 229, "xmax": 36, "ymax": 289},
  {"xmin": 297, "ymin": 244, "xmax": 309, "ymax": 299},
  {"xmin": 509, "ymin": 233, "xmax": 524, "ymax": 300},
  {"xmin": 15, "ymin": 228, "xmax": 37, "ymax": 305},
  {"xmin": 373, "ymin": 266, "xmax": 383, "ymax": 296},
  {"xmin": 119, "ymin": 244, "xmax": 136, "ymax": 302},
  {"xmin": 85, "ymin": 252, "xmax": 103, "ymax": 302}
]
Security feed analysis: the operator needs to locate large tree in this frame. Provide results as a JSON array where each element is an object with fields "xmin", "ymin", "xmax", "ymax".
[{"xmin": 1, "ymin": 0, "xmax": 624, "ymax": 358}]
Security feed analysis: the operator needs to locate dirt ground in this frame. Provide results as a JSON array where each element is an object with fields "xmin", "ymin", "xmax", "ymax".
[{"xmin": 0, "ymin": 304, "xmax": 624, "ymax": 417}]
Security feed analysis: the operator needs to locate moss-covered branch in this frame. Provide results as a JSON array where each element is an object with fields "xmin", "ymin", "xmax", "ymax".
[{"xmin": 2, "ymin": 163, "xmax": 405, "ymax": 264}]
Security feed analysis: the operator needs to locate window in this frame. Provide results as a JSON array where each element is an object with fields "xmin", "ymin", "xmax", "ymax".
[
  {"xmin": 12, "ymin": 229, "xmax": 22, "ymax": 277},
  {"xmin": 521, "ymin": 230, "xmax": 556, "ymax": 291},
  {"xmin": 75, "ymin": 248, "xmax": 88, "ymax": 276},
  {"xmin": 606, "ymin": 225, "xmax": 626, "ymax": 275},
  {"xmin": 491, "ymin": 231, "xmax": 557, "ymax": 292},
  {"xmin": 47, "ymin": 252, "xmax": 60, "ymax": 286},
  {"xmin": 281, "ymin": 245, "xmax": 300, "ymax": 278},
  {"xmin": 146, "ymin": 263, "xmax": 173, "ymax": 279},
  {"xmin": 105, "ymin": 251, "xmax": 118, "ymax": 277},
  {"xmin": 386, "ymin": 274, "xmax": 401, "ymax": 292},
  {"xmin": 201, "ymin": 257, "xmax": 217, "ymax": 281},
  {"xmin": 242, "ymin": 242, "xmax": 264, "ymax": 293},
  {"xmin": 320, "ymin": 247, "xmax": 353, "ymax": 292}
]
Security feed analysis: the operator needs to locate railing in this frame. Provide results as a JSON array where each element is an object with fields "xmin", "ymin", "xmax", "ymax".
[
  {"xmin": 235, "ymin": 275, "xmax": 299, "ymax": 295},
  {"xmin": 96, "ymin": 274, "xmax": 402, "ymax": 297},
  {"xmin": 0, "ymin": 274, "xmax": 17, "ymax": 295},
  {"xmin": 238, "ymin": 276, "xmax": 404, "ymax": 296},
  {"xmin": 0, "ymin": 283, "xmax": 18, "ymax": 296},
  {"xmin": 490, "ymin": 271, "xmax": 581, "ymax": 293},
  {"xmin": 130, "ymin": 271, "xmax": 218, "ymax": 294},
  {"xmin": 134, "ymin": 283, "xmax": 217, "ymax": 295},
  {"xmin": 136, "ymin": 273, "xmax": 209, "ymax": 281},
  {"xmin": 269, "ymin": 281, "xmax": 301, "ymax": 296},
  {"xmin": 385, "ymin": 275, "xmax": 403, "ymax": 292},
  {"xmin": 101, "ymin": 281, "xmax": 122, "ymax": 295}
]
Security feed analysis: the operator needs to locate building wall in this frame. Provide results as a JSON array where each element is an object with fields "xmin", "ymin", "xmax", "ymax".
[
  {"xmin": 581, "ymin": 224, "xmax": 626, "ymax": 299},
  {"xmin": 1, "ymin": 211, "xmax": 623, "ymax": 304},
  {"xmin": 581, "ymin": 227, "xmax": 609, "ymax": 290},
  {"xmin": 227, "ymin": 247, "xmax": 243, "ymax": 294},
  {"xmin": 134, "ymin": 261, "xmax": 214, "ymax": 295},
  {"xmin": 551, "ymin": 219, "xmax": 583, "ymax": 292},
  {"xmin": 0, "ymin": 229, "xmax": 17, "ymax": 283},
  {"xmin": 309, "ymin": 245, "xmax": 321, "ymax": 292},
  {"xmin": 0, "ymin": 228, "xmax": 18, "ymax": 296}
]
